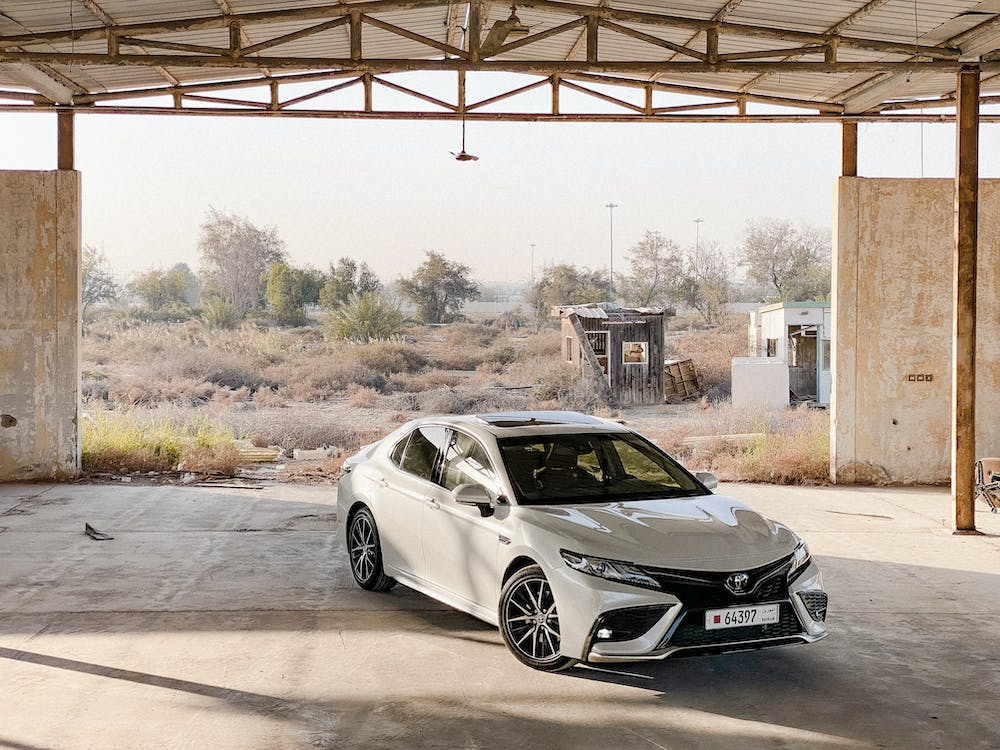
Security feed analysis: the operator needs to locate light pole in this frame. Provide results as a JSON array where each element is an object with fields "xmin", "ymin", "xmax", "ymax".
[
  {"xmin": 529, "ymin": 242, "xmax": 536, "ymax": 288},
  {"xmin": 606, "ymin": 202, "xmax": 618, "ymax": 299},
  {"xmin": 693, "ymin": 218, "xmax": 703, "ymax": 251}
]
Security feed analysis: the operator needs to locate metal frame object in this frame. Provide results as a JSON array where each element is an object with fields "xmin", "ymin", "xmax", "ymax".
[{"xmin": 1, "ymin": 1, "xmax": 1000, "ymax": 121}]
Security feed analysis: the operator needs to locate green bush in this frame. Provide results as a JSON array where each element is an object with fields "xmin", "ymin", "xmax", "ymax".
[{"xmin": 326, "ymin": 292, "xmax": 408, "ymax": 342}]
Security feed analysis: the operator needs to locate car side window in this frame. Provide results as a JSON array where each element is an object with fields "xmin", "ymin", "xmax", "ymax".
[
  {"xmin": 398, "ymin": 426, "xmax": 449, "ymax": 482},
  {"xmin": 389, "ymin": 437, "xmax": 407, "ymax": 467},
  {"xmin": 440, "ymin": 431, "xmax": 501, "ymax": 494}
]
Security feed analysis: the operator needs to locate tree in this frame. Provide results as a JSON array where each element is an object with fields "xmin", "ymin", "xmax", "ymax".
[
  {"xmin": 676, "ymin": 241, "xmax": 733, "ymax": 324},
  {"xmin": 326, "ymin": 291, "xmax": 408, "ymax": 341},
  {"xmin": 131, "ymin": 263, "xmax": 198, "ymax": 312},
  {"xmin": 81, "ymin": 245, "xmax": 119, "ymax": 316},
  {"xmin": 398, "ymin": 251, "xmax": 480, "ymax": 324},
  {"xmin": 265, "ymin": 261, "xmax": 313, "ymax": 325},
  {"xmin": 526, "ymin": 264, "xmax": 610, "ymax": 317},
  {"xmin": 617, "ymin": 230, "xmax": 683, "ymax": 307},
  {"xmin": 198, "ymin": 208, "xmax": 286, "ymax": 319},
  {"xmin": 319, "ymin": 257, "xmax": 380, "ymax": 310},
  {"xmin": 738, "ymin": 219, "xmax": 831, "ymax": 302}
]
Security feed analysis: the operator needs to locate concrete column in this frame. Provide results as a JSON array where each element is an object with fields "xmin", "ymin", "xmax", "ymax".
[
  {"xmin": 0, "ymin": 171, "xmax": 81, "ymax": 480},
  {"xmin": 953, "ymin": 67, "xmax": 980, "ymax": 532}
]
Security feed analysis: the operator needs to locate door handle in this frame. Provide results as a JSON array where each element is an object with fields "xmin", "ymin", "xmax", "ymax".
[{"xmin": 425, "ymin": 498, "xmax": 440, "ymax": 510}]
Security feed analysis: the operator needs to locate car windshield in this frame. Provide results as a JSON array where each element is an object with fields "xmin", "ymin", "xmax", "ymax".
[{"xmin": 497, "ymin": 432, "xmax": 704, "ymax": 505}]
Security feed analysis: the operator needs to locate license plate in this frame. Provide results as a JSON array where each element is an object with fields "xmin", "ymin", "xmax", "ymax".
[{"xmin": 704, "ymin": 603, "xmax": 780, "ymax": 630}]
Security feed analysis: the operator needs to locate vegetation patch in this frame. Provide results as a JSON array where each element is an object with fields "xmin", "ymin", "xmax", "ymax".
[{"xmin": 82, "ymin": 409, "xmax": 239, "ymax": 474}]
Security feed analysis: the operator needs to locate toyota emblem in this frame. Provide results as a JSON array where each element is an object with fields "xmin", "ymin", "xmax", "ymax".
[{"xmin": 725, "ymin": 572, "xmax": 751, "ymax": 594}]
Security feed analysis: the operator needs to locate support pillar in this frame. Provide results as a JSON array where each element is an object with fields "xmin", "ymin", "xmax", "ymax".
[
  {"xmin": 842, "ymin": 121, "xmax": 858, "ymax": 177},
  {"xmin": 953, "ymin": 67, "xmax": 980, "ymax": 532},
  {"xmin": 57, "ymin": 110, "xmax": 74, "ymax": 171}
]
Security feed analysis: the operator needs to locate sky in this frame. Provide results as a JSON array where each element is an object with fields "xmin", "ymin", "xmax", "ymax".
[{"xmin": 2, "ymin": 72, "xmax": 999, "ymax": 286}]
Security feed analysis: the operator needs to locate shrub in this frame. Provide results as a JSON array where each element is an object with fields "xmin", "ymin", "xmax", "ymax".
[
  {"xmin": 201, "ymin": 298, "xmax": 239, "ymax": 330},
  {"xmin": 326, "ymin": 291, "xmax": 408, "ymax": 342},
  {"xmin": 446, "ymin": 323, "xmax": 498, "ymax": 348},
  {"xmin": 82, "ymin": 409, "xmax": 238, "ymax": 474},
  {"xmin": 347, "ymin": 386, "xmax": 380, "ymax": 408},
  {"xmin": 263, "ymin": 359, "xmax": 387, "ymax": 399},
  {"xmin": 391, "ymin": 370, "xmax": 462, "ymax": 393},
  {"xmin": 218, "ymin": 408, "xmax": 384, "ymax": 452},
  {"xmin": 354, "ymin": 341, "xmax": 428, "ymax": 374}
]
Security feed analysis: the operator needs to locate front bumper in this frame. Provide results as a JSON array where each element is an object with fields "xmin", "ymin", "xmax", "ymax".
[{"xmin": 548, "ymin": 560, "xmax": 829, "ymax": 663}]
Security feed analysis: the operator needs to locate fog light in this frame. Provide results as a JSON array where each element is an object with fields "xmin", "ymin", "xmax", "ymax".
[{"xmin": 596, "ymin": 628, "xmax": 613, "ymax": 640}]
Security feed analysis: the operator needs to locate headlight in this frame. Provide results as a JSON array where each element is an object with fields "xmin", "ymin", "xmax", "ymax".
[
  {"xmin": 788, "ymin": 541, "xmax": 811, "ymax": 583},
  {"xmin": 560, "ymin": 550, "xmax": 660, "ymax": 590}
]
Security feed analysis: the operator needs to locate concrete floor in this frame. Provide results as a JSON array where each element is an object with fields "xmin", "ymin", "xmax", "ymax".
[{"xmin": 0, "ymin": 481, "xmax": 998, "ymax": 750}]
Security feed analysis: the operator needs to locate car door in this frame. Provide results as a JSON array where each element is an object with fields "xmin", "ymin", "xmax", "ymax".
[
  {"xmin": 375, "ymin": 425, "xmax": 449, "ymax": 580},
  {"xmin": 421, "ymin": 429, "xmax": 504, "ymax": 611}
]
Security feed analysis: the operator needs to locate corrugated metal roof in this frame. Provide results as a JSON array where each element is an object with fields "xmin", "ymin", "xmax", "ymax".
[{"xmin": 0, "ymin": 1, "xmax": 997, "ymax": 114}]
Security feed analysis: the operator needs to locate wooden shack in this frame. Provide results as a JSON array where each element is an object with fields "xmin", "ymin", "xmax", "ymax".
[{"xmin": 552, "ymin": 302, "xmax": 666, "ymax": 406}]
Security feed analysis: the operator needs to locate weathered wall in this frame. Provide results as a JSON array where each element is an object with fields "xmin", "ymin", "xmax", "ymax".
[
  {"xmin": 832, "ymin": 177, "xmax": 1000, "ymax": 483},
  {"xmin": 0, "ymin": 171, "xmax": 81, "ymax": 480}
]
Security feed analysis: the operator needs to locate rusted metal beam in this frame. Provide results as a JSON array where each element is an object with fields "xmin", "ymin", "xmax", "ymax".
[
  {"xmin": 278, "ymin": 77, "xmax": 363, "ymax": 107},
  {"xmin": 2, "ymin": 51, "xmax": 985, "ymax": 75},
  {"xmin": 373, "ymin": 76, "xmax": 457, "ymax": 111},
  {"xmin": 241, "ymin": 17, "xmax": 350, "ymax": 55},
  {"xmin": 600, "ymin": 20, "xmax": 706, "ymax": 61},
  {"xmin": 559, "ymin": 79, "xmax": 644, "ymax": 113},
  {"xmin": 465, "ymin": 76, "xmax": 549, "ymax": 110},
  {"xmin": 841, "ymin": 121, "xmax": 857, "ymax": 176},
  {"xmin": 361, "ymin": 13, "xmax": 467, "ymax": 58},
  {"xmin": 953, "ymin": 66, "xmax": 980, "ymax": 533},
  {"xmin": 7, "ymin": 103, "xmax": 1000, "ymax": 123},
  {"xmin": 56, "ymin": 109, "xmax": 73, "ymax": 170}
]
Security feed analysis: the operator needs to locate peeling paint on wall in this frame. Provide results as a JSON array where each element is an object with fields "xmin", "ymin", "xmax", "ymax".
[
  {"xmin": 0, "ymin": 170, "xmax": 81, "ymax": 480},
  {"xmin": 832, "ymin": 178, "xmax": 1000, "ymax": 485}
]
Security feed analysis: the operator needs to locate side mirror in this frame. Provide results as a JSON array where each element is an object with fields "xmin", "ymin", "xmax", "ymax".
[
  {"xmin": 695, "ymin": 472, "xmax": 719, "ymax": 491},
  {"xmin": 453, "ymin": 483, "xmax": 496, "ymax": 516}
]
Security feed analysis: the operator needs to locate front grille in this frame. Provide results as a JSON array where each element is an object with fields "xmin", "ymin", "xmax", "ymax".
[
  {"xmin": 641, "ymin": 553, "xmax": 793, "ymax": 609},
  {"xmin": 592, "ymin": 605, "xmax": 671, "ymax": 643},
  {"xmin": 798, "ymin": 591, "xmax": 828, "ymax": 621},
  {"xmin": 662, "ymin": 601, "xmax": 804, "ymax": 649}
]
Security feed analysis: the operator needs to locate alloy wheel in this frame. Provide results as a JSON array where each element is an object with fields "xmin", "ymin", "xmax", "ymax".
[
  {"xmin": 349, "ymin": 513, "xmax": 377, "ymax": 583},
  {"xmin": 502, "ymin": 575, "xmax": 561, "ymax": 662}
]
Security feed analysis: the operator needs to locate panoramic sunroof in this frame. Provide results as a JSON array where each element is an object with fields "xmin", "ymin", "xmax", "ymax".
[{"xmin": 476, "ymin": 411, "xmax": 606, "ymax": 427}]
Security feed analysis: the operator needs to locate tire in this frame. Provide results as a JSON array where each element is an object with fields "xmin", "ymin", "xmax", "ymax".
[
  {"xmin": 498, "ymin": 565, "xmax": 576, "ymax": 672},
  {"xmin": 347, "ymin": 506, "xmax": 396, "ymax": 592}
]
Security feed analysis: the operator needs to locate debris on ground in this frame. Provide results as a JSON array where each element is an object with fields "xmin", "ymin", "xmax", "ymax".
[{"xmin": 84, "ymin": 523, "xmax": 113, "ymax": 541}]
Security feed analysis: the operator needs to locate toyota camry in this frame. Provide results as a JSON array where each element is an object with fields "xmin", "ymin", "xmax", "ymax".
[{"xmin": 338, "ymin": 411, "xmax": 829, "ymax": 671}]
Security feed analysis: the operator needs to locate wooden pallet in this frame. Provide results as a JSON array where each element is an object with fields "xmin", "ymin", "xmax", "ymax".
[{"xmin": 664, "ymin": 358, "xmax": 701, "ymax": 399}]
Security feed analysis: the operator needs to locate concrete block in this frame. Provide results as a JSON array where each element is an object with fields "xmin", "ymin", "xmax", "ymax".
[{"xmin": 731, "ymin": 357, "xmax": 789, "ymax": 410}]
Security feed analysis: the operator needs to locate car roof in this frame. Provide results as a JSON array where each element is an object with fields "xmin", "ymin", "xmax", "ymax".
[{"xmin": 401, "ymin": 411, "xmax": 630, "ymax": 439}]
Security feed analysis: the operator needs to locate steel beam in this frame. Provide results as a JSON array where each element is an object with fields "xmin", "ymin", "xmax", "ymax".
[
  {"xmin": 57, "ymin": 109, "xmax": 73, "ymax": 169},
  {"xmin": 842, "ymin": 121, "xmax": 857, "ymax": 176},
  {"xmin": 953, "ymin": 66, "xmax": 980, "ymax": 533}
]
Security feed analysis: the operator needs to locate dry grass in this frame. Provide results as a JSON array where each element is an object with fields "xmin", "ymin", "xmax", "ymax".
[
  {"xmin": 82, "ymin": 407, "xmax": 239, "ymax": 474},
  {"xmin": 81, "ymin": 312, "xmax": 833, "ymax": 485},
  {"xmin": 634, "ymin": 402, "xmax": 830, "ymax": 485}
]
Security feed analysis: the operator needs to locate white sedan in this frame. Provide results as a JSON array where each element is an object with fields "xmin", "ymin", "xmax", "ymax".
[{"xmin": 338, "ymin": 411, "xmax": 828, "ymax": 671}]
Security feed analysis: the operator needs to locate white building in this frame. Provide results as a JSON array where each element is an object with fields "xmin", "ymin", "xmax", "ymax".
[{"xmin": 734, "ymin": 302, "xmax": 832, "ymax": 408}]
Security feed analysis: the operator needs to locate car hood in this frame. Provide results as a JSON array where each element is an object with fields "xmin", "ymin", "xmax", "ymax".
[{"xmin": 522, "ymin": 494, "xmax": 797, "ymax": 570}]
